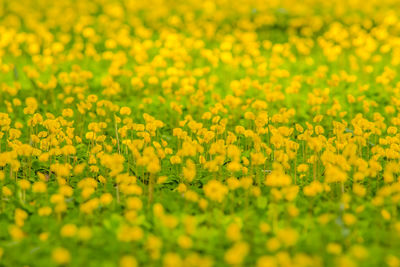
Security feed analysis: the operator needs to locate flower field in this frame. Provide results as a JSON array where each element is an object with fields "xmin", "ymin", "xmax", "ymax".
[{"xmin": 1, "ymin": 0, "xmax": 400, "ymax": 266}]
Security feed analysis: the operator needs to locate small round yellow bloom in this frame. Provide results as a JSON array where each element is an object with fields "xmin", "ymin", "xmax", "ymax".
[
  {"xmin": 203, "ymin": 179, "xmax": 228, "ymax": 203},
  {"xmin": 178, "ymin": 235, "xmax": 193, "ymax": 249},
  {"xmin": 32, "ymin": 181, "xmax": 47, "ymax": 193},
  {"xmin": 38, "ymin": 207, "xmax": 52, "ymax": 216},
  {"xmin": 18, "ymin": 179, "xmax": 31, "ymax": 190},
  {"xmin": 100, "ymin": 193, "xmax": 113, "ymax": 205},
  {"xmin": 327, "ymin": 243, "xmax": 342, "ymax": 255},
  {"xmin": 343, "ymin": 213, "xmax": 357, "ymax": 226},
  {"xmin": 381, "ymin": 209, "xmax": 391, "ymax": 220},
  {"xmin": 39, "ymin": 232, "xmax": 49, "ymax": 241},
  {"xmin": 52, "ymin": 247, "xmax": 71, "ymax": 265},
  {"xmin": 266, "ymin": 237, "xmax": 281, "ymax": 251},
  {"xmin": 120, "ymin": 255, "xmax": 137, "ymax": 267},
  {"xmin": 60, "ymin": 224, "xmax": 77, "ymax": 238}
]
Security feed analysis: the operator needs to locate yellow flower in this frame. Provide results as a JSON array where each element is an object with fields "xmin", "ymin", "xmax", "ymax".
[
  {"xmin": 297, "ymin": 164, "xmax": 309, "ymax": 173},
  {"xmin": 170, "ymin": 155, "xmax": 182, "ymax": 164},
  {"xmin": 177, "ymin": 235, "xmax": 192, "ymax": 249},
  {"xmin": 203, "ymin": 179, "xmax": 228, "ymax": 203},
  {"xmin": 226, "ymin": 177, "xmax": 241, "ymax": 190},
  {"xmin": 39, "ymin": 232, "xmax": 49, "ymax": 241},
  {"xmin": 343, "ymin": 213, "xmax": 357, "ymax": 226},
  {"xmin": 224, "ymin": 242, "xmax": 249, "ymax": 265},
  {"xmin": 62, "ymin": 108, "xmax": 74, "ymax": 118},
  {"xmin": 257, "ymin": 256, "xmax": 277, "ymax": 267},
  {"xmin": 118, "ymin": 225, "xmax": 143, "ymax": 242},
  {"xmin": 276, "ymin": 228, "xmax": 298, "ymax": 247},
  {"xmin": 226, "ymin": 223, "xmax": 242, "ymax": 241},
  {"xmin": 120, "ymin": 107, "xmax": 132, "ymax": 116},
  {"xmin": 120, "ymin": 255, "xmax": 138, "ymax": 267},
  {"xmin": 265, "ymin": 169, "xmax": 291, "ymax": 187},
  {"xmin": 100, "ymin": 193, "xmax": 113, "ymax": 205},
  {"xmin": 303, "ymin": 181, "xmax": 324, "ymax": 197},
  {"xmin": 381, "ymin": 209, "xmax": 391, "ymax": 220},
  {"xmin": 157, "ymin": 176, "xmax": 168, "ymax": 184},
  {"xmin": 163, "ymin": 252, "xmax": 182, "ymax": 267},
  {"xmin": 38, "ymin": 206, "xmax": 52, "ymax": 216},
  {"xmin": 126, "ymin": 197, "xmax": 143, "ymax": 210},
  {"xmin": 2, "ymin": 186, "xmax": 12, "ymax": 197},
  {"xmin": 327, "ymin": 243, "xmax": 342, "ymax": 255},
  {"xmin": 259, "ymin": 222, "xmax": 271, "ymax": 233},
  {"xmin": 266, "ymin": 237, "xmax": 281, "ymax": 252},
  {"xmin": 52, "ymin": 247, "xmax": 71, "ymax": 265},
  {"xmin": 14, "ymin": 208, "xmax": 28, "ymax": 227},
  {"xmin": 177, "ymin": 183, "xmax": 187, "ymax": 193},
  {"xmin": 32, "ymin": 181, "xmax": 47, "ymax": 193},
  {"xmin": 9, "ymin": 225, "xmax": 25, "ymax": 240},
  {"xmin": 18, "ymin": 179, "xmax": 31, "ymax": 190},
  {"xmin": 182, "ymin": 159, "xmax": 196, "ymax": 182},
  {"xmin": 60, "ymin": 224, "xmax": 77, "ymax": 238},
  {"xmin": 353, "ymin": 183, "xmax": 366, "ymax": 197},
  {"xmin": 350, "ymin": 245, "xmax": 368, "ymax": 260}
]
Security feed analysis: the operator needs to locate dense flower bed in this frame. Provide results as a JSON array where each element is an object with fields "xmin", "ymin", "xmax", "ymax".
[{"xmin": 0, "ymin": 0, "xmax": 400, "ymax": 266}]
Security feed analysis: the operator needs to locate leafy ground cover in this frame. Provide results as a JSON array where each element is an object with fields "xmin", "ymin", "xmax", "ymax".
[{"xmin": 1, "ymin": 0, "xmax": 400, "ymax": 266}]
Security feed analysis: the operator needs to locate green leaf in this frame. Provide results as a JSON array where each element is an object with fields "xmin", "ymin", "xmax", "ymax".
[{"xmin": 257, "ymin": 196, "xmax": 268, "ymax": 209}]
